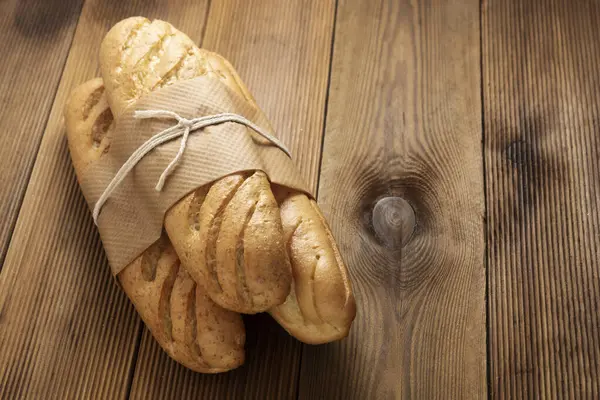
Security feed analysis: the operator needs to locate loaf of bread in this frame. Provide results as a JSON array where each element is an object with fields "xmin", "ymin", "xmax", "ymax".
[
  {"xmin": 269, "ymin": 186, "xmax": 356, "ymax": 344},
  {"xmin": 64, "ymin": 78, "xmax": 245, "ymax": 373},
  {"xmin": 100, "ymin": 17, "xmax": 356, "ymax": 342},
  {"xmin": 68, "ymin": 17, "xmax": 356, "ymax": 359},
  {"xmin": 99, "ymin": 17, "xmax": 292, "ymax": 314}
]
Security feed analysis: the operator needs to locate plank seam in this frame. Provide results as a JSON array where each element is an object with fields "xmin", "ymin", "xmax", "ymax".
[
  {"xmin": 124, "ymin": 326, "xmax": 144, "ymax": 400},
  {"xmin": 199, "ymin": 0, "xmax": 213, "ymax": 53},
  {"xmin": 313, "ymin": 0, "xmax": 339, "ymax": 202},
  {"xmin": 297, "ymin": 0, "xmax": 339, "ymax": 397},
  {"xmin": 479, "ymin": 0, "xmax": 492, "ymax": 399}
]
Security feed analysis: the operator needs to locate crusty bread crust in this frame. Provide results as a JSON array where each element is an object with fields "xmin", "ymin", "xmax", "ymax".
[
  {"xmin": 66, "ymin": 17, "xmax": 355, "ymax": 351},
  {"xmin": 99, "ymin": 17, "xmax": 292, "ymax": 314},
  {"xmin": 269, "ymin": 186, "xmax": 356, "ymax": 344},
  {"xmin": 64, "ymin": 79, "xmax": 245, "ymax": 373}
]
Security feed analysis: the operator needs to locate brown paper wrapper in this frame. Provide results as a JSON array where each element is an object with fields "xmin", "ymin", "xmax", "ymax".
[{"xmin": 78, "ymin": 76, "xmax": 311, "ymax": 275}]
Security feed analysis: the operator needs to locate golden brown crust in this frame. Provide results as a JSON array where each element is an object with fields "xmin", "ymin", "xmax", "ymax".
[
  {"xmin": 64, "ymin": 79, "xmax": 245, "ymax": 372},
  {"xmin": 64, "ymin": 78, "xmax": 113, "ymax": 173},
  {"xmin": 99, "ymin": 17, "xmax": 209, "ymax": 119},
  {"xmin": 200, "ymin": 51, "xmax": 357, "ymax": 342},
  {"xmin": 269, "ymin": 186, "xmax": 356, "ymax": 344},
  {"xmin": 215, "ymin": 171, "xmax": 291, "ymax": 312},
  {"xmin": 71, "ymin": 17, "xmax": 355, "ymax": 347},
  {"xmin": 119, "ymin": 236, "xmax": 245, "ymax": 372},
  {"xmin": 99, "ymin": 17, "xmax": 292, "ymax": 314}
]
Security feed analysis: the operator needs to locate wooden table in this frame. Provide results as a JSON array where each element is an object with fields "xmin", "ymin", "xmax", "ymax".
[{"xmin": 1, "ymin": 0, "xmax": 598, "ymax": 398}]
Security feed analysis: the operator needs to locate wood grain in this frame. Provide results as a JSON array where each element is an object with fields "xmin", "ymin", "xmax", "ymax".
[
  {"xmin": 3, "ymin": 0, "xmax": 600, "ymax": 398},
  {"xmin": 128, "ymin": 0, "xmax": 336, "ymax": 398},
  {"xmin": 130, "ymin": 314, "xmax": 301, "ymax": 399},
  {"xmin": 0, "ymin": 0, "xmax": 83, "ymax": 266},
  {"xmin": 203, "ymin": 0, "xmax": 335, "ymax": 192},
  {"xmin": 483, "ymin": 0, "xmax": 600, "ymax": 398},
  {"xmin": 0, "ymin": 2, "xmax": 210, "ymax": 398},
  {"xmin": 297, "ymin": 0, "xmax": 486, "ymax": 398}
]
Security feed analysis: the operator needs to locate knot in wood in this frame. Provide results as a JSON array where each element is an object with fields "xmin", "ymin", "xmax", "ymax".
[{"xmin": 372, "ymin": 197, "xmax": 415, "ymax": 248}]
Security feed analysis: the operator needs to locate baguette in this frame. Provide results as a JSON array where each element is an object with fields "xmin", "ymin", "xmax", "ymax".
[
  {"xmin": 96, "ymin": 17, "xmax": 356, "ymax": 342},
  {"xmin": 269, "ymin": 186, "xmax": 356, "ymax": 344},
  {"xmin": 195, "ymin": 53, "xmax": 357, "ymax": 343},
  {"xmin": 64, "ymin": 78, "xmax": 245, "ymax": 373},
  {"xmin": 99, "ymin": 17, "xmax": 292, "ymax": 314},
  {"xmin": 86, "ymin": 16, "xmax": 356, "ymax": 345}
]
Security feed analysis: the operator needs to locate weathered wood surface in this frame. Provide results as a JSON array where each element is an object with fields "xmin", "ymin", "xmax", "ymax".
[
  {"xmin": 1, "ymin": 0, "xmax": 600, "ymax": 398},
  {"xmin": 297, "ymin": 0, "xmax": 486, "ymax": 398},
  {"xmin": 483, "ymin": 0, "xmax": 600, "ymax": 398},
  {"xmin": 0, "ymin": 0, "xmax": 83, "ymax": 266}
]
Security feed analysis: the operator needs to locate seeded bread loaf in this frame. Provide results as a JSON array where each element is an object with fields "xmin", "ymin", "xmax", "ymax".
[
  {"xmin": 99, "ymin": 17, "xmax": 292, "ymax": 314},
  {"xmin": 64, "ymin": 78, "xmax": 245, "ymax": 373}
]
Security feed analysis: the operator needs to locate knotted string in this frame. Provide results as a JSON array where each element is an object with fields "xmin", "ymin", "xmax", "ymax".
[{"xmin": 92, "ymin": 110, "xmax": 291, "ymax": 225}]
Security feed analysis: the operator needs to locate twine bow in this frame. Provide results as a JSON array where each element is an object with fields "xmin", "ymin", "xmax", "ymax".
[{"xmin": 92, "ymin": 110, "xmax": 291, "ymax": 225}]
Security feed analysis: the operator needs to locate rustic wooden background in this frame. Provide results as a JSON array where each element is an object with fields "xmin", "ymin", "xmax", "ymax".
[{"xmin": 0, "ymin": 0, "xmax": 598, "ymax": 398}]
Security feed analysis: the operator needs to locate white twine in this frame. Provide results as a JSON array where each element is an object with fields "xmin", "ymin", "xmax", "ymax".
[{"xmin": 92, "ymin": 110, "xmax": 291, "ymax": 225}]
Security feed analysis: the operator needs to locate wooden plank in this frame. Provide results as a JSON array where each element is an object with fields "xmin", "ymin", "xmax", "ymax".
[
  {"xmin": 483, "ymin": 0, "xmax": 600, "ymax": 397},
  {"xmin": 130, "ymin": 314, "xmax": 301, "ymax": 399},
  {"xmin": 0, "ymin": 2, "xmax": 209, "ymax": 398},
  {"xmin": 0, "ymin": 0, "xmax": 83, "ymax": 265},
  {"xmin": 298, "ymin": 0, "xmax": 486, "ymax": 398},
  {"xmin": 128, "ymin": 0, "xmax": 336, "ymax": 398}
]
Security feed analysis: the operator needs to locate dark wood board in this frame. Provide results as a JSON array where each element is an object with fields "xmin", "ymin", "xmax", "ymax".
[
  {"xmin": 297, "ymin": 0, "xmax": 487, "ymax": 398},
  {"xmin": 0, "ymin": 0, "xmax": 84, "ymax": 266},
  {"xmin": 483, "ymin": 0, "xmax": 600, "ymax": 397},
  {"xmin": 2, "ymin": 0, "xmax": 600, "ymax": 397}
]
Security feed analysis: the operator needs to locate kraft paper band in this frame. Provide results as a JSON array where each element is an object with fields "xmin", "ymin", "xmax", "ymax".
[{"xmin": 78, "ymin": 75, "xmax": 312, "ymax": 275}]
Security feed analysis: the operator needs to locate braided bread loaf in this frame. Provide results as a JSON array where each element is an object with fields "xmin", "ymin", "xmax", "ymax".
[{"xmin": 65, "ymin": 78, "xmax": 245, "ymax": 373}]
